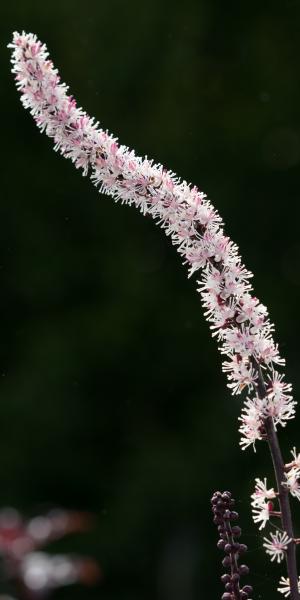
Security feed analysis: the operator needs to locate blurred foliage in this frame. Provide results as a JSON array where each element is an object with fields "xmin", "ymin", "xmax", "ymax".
[{"xmin": 1, "ymin": 0, "xmax": 300, "ymax": 598}]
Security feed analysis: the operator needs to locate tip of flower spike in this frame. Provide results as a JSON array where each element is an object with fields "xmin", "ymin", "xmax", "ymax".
[
  {"xmin": 8, "ymin": 31, "xmax": 30, "ymax": 47},
  {"xmin": 8, "ymin": 32, "xmax": 45, "ymax": 60},
  {"xmin": 7, "ymin": 31, "xmax": 19, "ymax": 49}
]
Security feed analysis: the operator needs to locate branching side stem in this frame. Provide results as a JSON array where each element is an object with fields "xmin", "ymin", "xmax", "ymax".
[{"xmin": 255, "ymin": 362, "xmax": 299, "ymax": 599}]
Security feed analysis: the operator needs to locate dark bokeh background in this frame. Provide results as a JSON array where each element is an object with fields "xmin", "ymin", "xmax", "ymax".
[{"xmin": 1, "ymin": 1, "xmax": 300, "ymax": 598}]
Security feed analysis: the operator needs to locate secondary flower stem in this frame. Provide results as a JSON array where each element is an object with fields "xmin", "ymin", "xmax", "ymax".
[
  {"xmin": 265, "ymin": 418, "xmax": 299, "ymax": 599},
  {"xmin": 255, "ymin": 363, "xmax": 299, "ymax": 599}
]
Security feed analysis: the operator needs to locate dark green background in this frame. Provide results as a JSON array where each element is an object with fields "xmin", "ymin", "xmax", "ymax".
[{"xmin": 1, "ymin": 1, "xmax": 300, "ymax": 598}]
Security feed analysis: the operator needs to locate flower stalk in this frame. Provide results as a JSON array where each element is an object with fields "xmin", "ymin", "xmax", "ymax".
[
  {"xmin": 265, "ymin": 416, "xmax": 299, "ymax": 598},
  {"xmin": 8, "ymin": 31, "xmax": 299, "ymax": 597},
  {"xmin": 251, "ymin": 361, "xmax": 299, "ymax": 597}
]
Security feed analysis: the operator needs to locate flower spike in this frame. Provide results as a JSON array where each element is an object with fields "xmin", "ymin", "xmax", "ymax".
[
  {"xmin": 8, "ymin": 31, "xmax": 295, "ymax": 450},
  {"xmin": 9, "ymin": 32, "xmax": 300, "ymax": 598}
]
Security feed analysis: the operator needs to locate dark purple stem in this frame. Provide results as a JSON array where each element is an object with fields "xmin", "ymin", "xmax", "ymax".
[
  {"xmin": 224, "ymin": 518, "xmax": 243, "ymax": 599},
  {"xmin": 255, "ymin": 361, "xmax": 299, "ymax": 599}
]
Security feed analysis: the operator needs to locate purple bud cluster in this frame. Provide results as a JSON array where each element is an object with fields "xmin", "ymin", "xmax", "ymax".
[{"xmin": 211, "ymin": 491, "xmax": 253, "ymax": 600}]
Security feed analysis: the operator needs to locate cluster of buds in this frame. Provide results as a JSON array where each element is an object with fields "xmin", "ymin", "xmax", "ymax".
[
  {"xmin": 0, "ymin": 507, "xmax": 101, "ymax": 599},
  {"xmin": 211, "ymin": 491, "xmax": 253, "ymax": 600}
]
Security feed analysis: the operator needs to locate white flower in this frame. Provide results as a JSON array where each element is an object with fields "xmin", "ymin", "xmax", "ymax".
[
  {"xmin": 238, "ymin": 397, "xmax": 264, "ymax": 451},
  {"xmin": 266, "ymin": 371, "xmax": 293, "ymax": 401},
  {"xmin": 225, "ymin": 358, "xmax": 257, "ymax": 395},
  {"xmin": 252, "ymin": 502, "xmax": 270, "ymax": 530},
  {"xmin": 282, "ymin": 467, "xmax": 300, "ymax": 501},
  {"xmin": 263, "ymin": 395, "xmax": 296, "ymax": 427},
  {"xmin": 278, "ymin": 576, "xmax": 300, "ymax": 597},
  {"xmin": 263, "ymin": 531, "xmax": 291, "ymax": 563},
  {"xmin": 251, "ymin": 478, "xmax": 276, "ymax": 507},
  {"xmin": 290, "ymin": 447, "xmax": 300, "ymax": 469}
]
